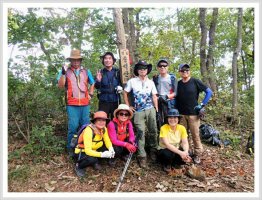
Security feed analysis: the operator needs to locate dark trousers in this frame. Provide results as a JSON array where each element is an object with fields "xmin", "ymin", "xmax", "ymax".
[
  {"xmin": 76, "ymin": 145, "xmax": 107, "ymax": 169},
  {"xmin": 99, "ymin": 101, "xmax": 119, "ymax": 120},
  {"xmin": 158, "ymin": 148, "xmax": 185, "ymax": 166},
  {"xmin": 113, "ymin": 144, "xmax": 129, "ymax": 158}
]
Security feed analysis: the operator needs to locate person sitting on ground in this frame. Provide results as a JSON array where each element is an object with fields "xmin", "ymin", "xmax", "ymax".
[
  {"xmin": 74, "ymin": 111, "xmax": 115, "ymax": 177},
  {"xmin": 157, "ymin": 109, "xmax": 192, "ymax": 173},
  {"xmin": 107, "ymin": 104, "xmax": 137, "ymax": 166}
]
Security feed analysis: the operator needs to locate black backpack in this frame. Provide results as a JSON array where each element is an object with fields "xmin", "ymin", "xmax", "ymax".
[{"xmin": 199, "ymin": 124, "xmax": 222, "ymax": 146}]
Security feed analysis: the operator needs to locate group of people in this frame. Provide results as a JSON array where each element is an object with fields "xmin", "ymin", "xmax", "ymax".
[{"xmin": 57, "ymin": 49, "xmax": 212, "ymax": 177}]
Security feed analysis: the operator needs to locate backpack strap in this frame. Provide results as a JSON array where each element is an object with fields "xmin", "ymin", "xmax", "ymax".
[
  {"xmin": 152, "ymin": 74, "xmax": 159, "ymax": 87},
  {"xmin": 113, "ymin": 121, "xmax": 129, "ymax": 141}
]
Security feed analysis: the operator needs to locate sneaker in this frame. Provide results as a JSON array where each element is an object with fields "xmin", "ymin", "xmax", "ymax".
[
  {"xmin": 193, "ymin": 155, "xmax": 201, "ymax": 164},
  {"xmin": 93, "ymin": 163, "xmax": 102, "ymax": 170},
  {"xmin": 108, "ymin": 159, "xmax": 116, "ymax": 167},
  {"xmin": 137, "ymin": 157, "xmax": 147, "ymax": 168},
  {"xmin": 163, "ymin": 165, "xmax": 172, "ymax": 173},
  {"xmin": 75, "ymin": 164, "xmax": 85, "ymax": 177}
]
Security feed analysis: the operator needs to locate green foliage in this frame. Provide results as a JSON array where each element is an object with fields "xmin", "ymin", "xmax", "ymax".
[
  {"xmin": 8, "ymin": 165, "xmax": 30, "ymax": 182},
  {"xmin": 9, "ymin": 125, "xmax": 66, "ymax": 163}
]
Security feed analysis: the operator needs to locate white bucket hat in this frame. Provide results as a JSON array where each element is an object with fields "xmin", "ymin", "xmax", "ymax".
[{"xmin": 113, "ymin": 104, "xmax": 133, "ymax": 119}]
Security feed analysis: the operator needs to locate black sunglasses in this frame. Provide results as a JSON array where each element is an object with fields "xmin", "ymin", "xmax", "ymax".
[
  {"xmin": 158, "ymin": 65, "xmax": 168, "ymax": 68},
  {"xmin": 119, "ymin": 112, "xmax": 130, "ymax": 117},
  {"xmin": 179, "ymin": 69, "xmax": 190, "ymax": 73}
]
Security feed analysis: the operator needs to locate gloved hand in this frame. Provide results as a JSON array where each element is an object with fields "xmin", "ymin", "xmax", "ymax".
[
  {"xmin": 108, "ymin": 147, "xmax": 115, "ymax": 158},
  {"xmin": 115, "ymin": 86, "xmax": 123, "ymax": 93},
  {"xmin": 194, "ymin": 103, "xmax": 204, "ymax": 114},
  {"xmin": 101, "ymin": 151, "xmax": 112, "ymax": 158},
  {"xmin": 125, "ymin": 142, "xmax": 137, "ymax": 153},
  {"xmin": 198, "ymin": 108, "xmax": 205, "ymax": 120},
  {"xmin": 61, "ymin": 65, "xmax": 68, "ymax": 75}
]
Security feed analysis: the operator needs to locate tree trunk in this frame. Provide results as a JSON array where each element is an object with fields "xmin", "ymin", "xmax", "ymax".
[
  {"xmin": 199, "ymin": 8, "xmax": 209, "ymax": 87},
  {"xmin": 113, "ymin": 8, "xmax": 126, "ymax": 50},
  {"xmin": 232, "ymin": 8, "xmax": 243, "ymax": 119},
  {"xmin": 206, "ymin": 8, "xmax": 218, "ymax": 98}
]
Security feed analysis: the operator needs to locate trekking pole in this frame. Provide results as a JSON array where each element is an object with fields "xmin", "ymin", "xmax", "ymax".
[{"xmin": 115, "ymin": 152, "xmax": 133, "ymax": 192}]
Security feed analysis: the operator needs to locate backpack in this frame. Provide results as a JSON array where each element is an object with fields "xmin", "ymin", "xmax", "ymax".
[
  {"xmin": 153, "ymin": 73, "xmax": 177, "ymax": 93},
  {"xmin": 199, "ymin": 124, "xmax": 222, "ymax": 146}
]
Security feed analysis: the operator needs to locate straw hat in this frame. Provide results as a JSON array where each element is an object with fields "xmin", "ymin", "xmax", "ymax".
[{"xmin": 67, "ymin": 49, "xmax": 83, "ymax": 60}]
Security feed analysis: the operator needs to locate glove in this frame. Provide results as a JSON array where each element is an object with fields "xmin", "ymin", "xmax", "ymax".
[
  {"xmin": 61, "ymin": 65, "xmax": 68, "ymax": 75},
  {"xmin": 115, "ymin": 86, "xmax": 123, "ymax": 93},
  {"xmin": 198, "ymin": 108, "xmax": 206, "ymax": 120},
  {"xmin": 125, "ymin": 143, "xmax": 137, "ymax": 153},
  {"xmin": 109, "ymin": 147, "xmax": 115, "ymax": 158},
  {"xmin": 194, "ymin": 103, "xmax": 204, "ymax": 114},
  {"xmin": 101, "ymin": 151, "xmax": 112, "ymax": 158}
]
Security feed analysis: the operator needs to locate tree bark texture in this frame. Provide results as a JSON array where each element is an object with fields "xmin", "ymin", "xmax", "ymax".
[{"xmin": 232, "ymin": 8, "xmax": 243, "ymax": 118}]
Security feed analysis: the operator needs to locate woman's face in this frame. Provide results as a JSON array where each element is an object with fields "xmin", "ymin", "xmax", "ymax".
[
  {"xmin": 117, "ymin": 110, "xmax": 130, "ymax": 122},
  {"xmin": 94, "ymin": 118, "xmax": 107, "ymax": 129},
  {"xmin": 168, "ymin": 116, "xmax": 179, "ymax": 126}
]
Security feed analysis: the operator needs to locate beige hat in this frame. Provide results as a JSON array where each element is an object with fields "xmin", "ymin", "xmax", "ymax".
[
  {"xmin": 113, "ymin": 104, "xmax": 133, "ymax": 119},
  {"xmin": 67, "ymin": 49, "xmax": 83, "ymax": 60}
]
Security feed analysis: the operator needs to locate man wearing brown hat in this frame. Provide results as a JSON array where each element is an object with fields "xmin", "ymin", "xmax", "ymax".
[
  {"xmin": 95, "ymin": 52, "xmax": 122, "ymax": 119},
  {"xmin": 123, "ymin": 60, "xmax": 159, "ymax": 168},
  {"xmin": 57, "ymin": 49, "xmax": 95, "ymax": 156}
]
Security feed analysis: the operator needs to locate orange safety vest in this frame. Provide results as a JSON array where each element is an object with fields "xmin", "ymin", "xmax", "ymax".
[{"xmin": 65, "ymin": 67, "xmax": 89, "ymax": 106}]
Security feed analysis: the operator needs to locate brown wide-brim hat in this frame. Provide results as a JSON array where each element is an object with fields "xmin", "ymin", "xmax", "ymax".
[
  {"xmin": 91, "ymin": 111, "xmax": 110, "ymax": 124},
  {"xmin": 134, "ymin": 60, "xmax": 152, "ymax": 76},
  {"xmin": 67, "ymin": 49, "xmax": 83, "ymax": 60},
  {"xmin": 113, "ymin": 104, "xmax": 133, "ymax": 119}
]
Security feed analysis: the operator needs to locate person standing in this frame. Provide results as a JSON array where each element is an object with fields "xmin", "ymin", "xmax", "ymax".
[
  {"xmin": 176, "ymin": 63, "xmax": 212, "ymax": 164},
  {"xmin": 153, "ymin": 58, "xmax": 177, "ymax": 128},
  {"xmin": 57, "ymin": 49, "xmax": 95, "ymax": 156},
  {"xmin": 123, "ymin": 60, "xmax": 159, "ymax": 168},
  {"xmin": 95, "ymin": 52, "xmax": 122, "ymax": 119}
]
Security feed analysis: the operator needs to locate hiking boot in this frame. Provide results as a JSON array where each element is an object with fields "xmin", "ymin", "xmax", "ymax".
[
  {"xmin": 108, "ymin": 159, "xmax": 116, "ymax": 167},
  {"xmin": 193, "ymin": 155, "xmax": 201, "ymax": 164},
  {"xmin": 162, "ymin": 164, "xmax": 172, "ymax": 173},
  {"xmin": 75, "ymin": 164, "xmax": 85, "ymax": 177},
  {"xmin": 93, "ymin": 163, "xmax": 102, "ymax": 170},
  {"xmin": 137, "ymin": 157, "xmax": 147, "ymax": 168}
]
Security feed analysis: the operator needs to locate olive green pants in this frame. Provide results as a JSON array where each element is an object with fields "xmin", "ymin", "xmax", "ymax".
[{"xmin": 133, "ymin": 107, "xmax": 158, "ymax": 158}]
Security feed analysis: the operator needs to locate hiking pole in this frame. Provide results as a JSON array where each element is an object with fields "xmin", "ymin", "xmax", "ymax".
[{"xmin": 115, "ymin": 152, "xmax": 133, "ymax": 192}]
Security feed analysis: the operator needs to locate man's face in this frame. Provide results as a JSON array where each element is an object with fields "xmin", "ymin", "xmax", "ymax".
[
  {"xmin": 70, "ymin": 59, "xmax": 82, "ymax": 69},
  {"xmin": 137, "ymin": 65, "xmax": 148, "ymax": 77},
  {"xmin": 179, "ymin": 67, "xmax": 190, "ymax": 78},
  {"xmin": 104, "ymin": 55, "xmax": 114, "ymax": 67},
  {"xmin": 157, "ymin": 62, "xmax": 168, "ymax": 74}
]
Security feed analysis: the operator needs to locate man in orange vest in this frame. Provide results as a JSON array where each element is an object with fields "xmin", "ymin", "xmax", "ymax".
[{"xmin": 57, "ymin": 49, "xmax": 95, "ymax": 156}]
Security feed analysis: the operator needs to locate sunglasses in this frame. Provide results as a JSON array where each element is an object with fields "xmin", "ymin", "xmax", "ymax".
[
  {"xmin": 158, "ymin": 65, "xmax": 168, "ymax": 68},
  {"xmin": 118, "ymin": 112, "xmax": 130, "ymax": 117},
  {"xmin": 179, "ymin": 69, "xmax": 190, "ymax": 73}
]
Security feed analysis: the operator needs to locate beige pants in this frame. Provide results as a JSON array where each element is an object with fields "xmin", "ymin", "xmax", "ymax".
[{"xmin": 180, "ymin": 115, "xmax": 203, "ymax": 155}]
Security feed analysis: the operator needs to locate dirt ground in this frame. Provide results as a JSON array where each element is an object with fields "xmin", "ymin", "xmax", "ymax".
[{"xmin": 8, "ymin": 141, "xmax": 254, "ymax": 193}]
